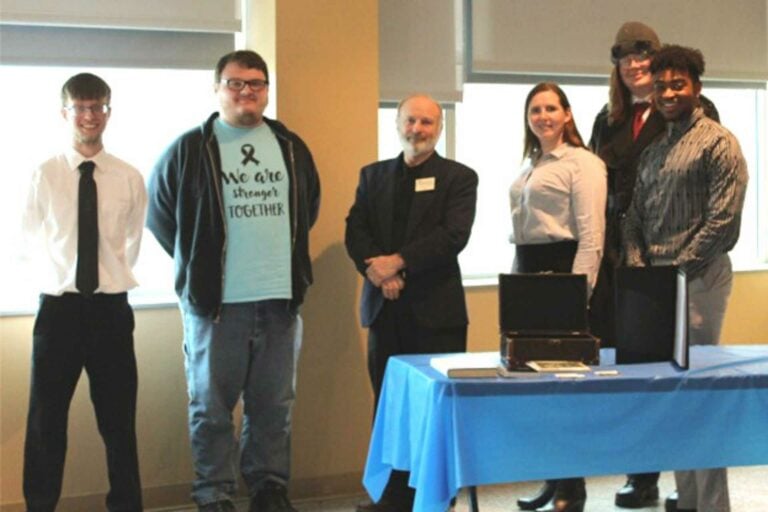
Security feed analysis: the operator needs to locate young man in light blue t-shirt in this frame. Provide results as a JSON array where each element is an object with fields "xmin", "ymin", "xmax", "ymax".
[{"xmin": 147, "ymin": 50, "xmax": 321, "ymax": 512}]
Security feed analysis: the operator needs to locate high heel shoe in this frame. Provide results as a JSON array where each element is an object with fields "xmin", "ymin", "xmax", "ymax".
[
  {"xmin": 536, "ymin": 479, "xmax": 586, "ymax": 512},
  {"xmin": 535, "ymin": 497, "xmax": 585, "ymax": 512},
  {"xmin": 517, "ymin": 481, "xmax": 557, "ymax": 511}
]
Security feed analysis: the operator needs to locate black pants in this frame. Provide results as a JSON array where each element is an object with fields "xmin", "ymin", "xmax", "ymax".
[
  {"xmin": 588, "ymin": 211, "xmax": 623, "ymax": 348},
  {"xmin": 627, "ymin": 472, "xmax": 660, "ymax": 486},
  {"xmin": 367, "ymin": 297, "xmax": 467, "ymax": 412},
  {"xmin": 367, "ymin": 298, "xmax": 467, "ymax": 510},
  {"xmin": 23, "ymin": 293, "xmax": 143, "ymax": 512},
  {"xmin": 515, "ymin": 241, "xmax": 585, "ymax": 501}
]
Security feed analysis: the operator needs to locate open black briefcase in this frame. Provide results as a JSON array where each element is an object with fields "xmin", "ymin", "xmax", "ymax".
[{"xmin": 499, "ymin": 273, "xmax": 600, "ymax": 370}]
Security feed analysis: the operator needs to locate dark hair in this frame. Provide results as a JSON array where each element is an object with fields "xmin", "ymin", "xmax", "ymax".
[
  {"xmin": 650, "ymin": 44, "xmax": 705, "ymax": 84},
  {"xmin": 522, "ymin": 82, "xmax": 585, "ymax": 161},
  {"xmin": 61, "ymin": 73, "xmax": 111, "ymax": 106},
  {"xmin": 215, "ymin": 50, "xmax": 269, "ymax": 84}
]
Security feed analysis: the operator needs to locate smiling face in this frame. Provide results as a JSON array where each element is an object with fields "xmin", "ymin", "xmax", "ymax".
[
  {"xmin": 619, "ymin": 53, "xmax": 654, "ymax": 98},
  {"xmin": 61, "ymin": 96, "xmax": 110, "ymax": 152},
  {"xmin": 215, "ymin": 62, "xmax": 269, "ymax": 127},
  {"xmin": 526, "ymin": 90, "xmax": 572, "ymax": 153},
  {"xmin": 653, "ymin": 68, "xmax": 701, "ymax": 121},
  {"xmin": 397, "ymin": 96, "xmax": 443, "ymax": 166}
]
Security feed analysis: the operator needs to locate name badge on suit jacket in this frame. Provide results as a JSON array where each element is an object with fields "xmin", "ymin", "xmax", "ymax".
[{"xmin": 415, "ymin": 177, "xmax": 435, "ymax": 192}]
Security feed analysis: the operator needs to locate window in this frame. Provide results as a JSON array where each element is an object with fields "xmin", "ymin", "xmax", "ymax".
[
  {"xmin": 0, "ymin": 65, "xmax": 218, "ymax": 314},
  {"xmin": 702, "ymin": 86, "xmax": 767, "ymax": 267},
  {"xmin": 378, "ymin": 81, "xmax": 768, "ymax": 283}
]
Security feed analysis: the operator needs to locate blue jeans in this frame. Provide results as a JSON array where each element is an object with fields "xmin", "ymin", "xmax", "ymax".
[{"xmin": 181, "ymin": 300, "xmax": 302, "ymax": 506}]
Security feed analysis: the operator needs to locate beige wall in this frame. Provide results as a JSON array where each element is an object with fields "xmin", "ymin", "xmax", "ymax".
[
  {"xmin": 270, "ymin": 0, "xmax": 379, "ymax": 495},
  {"xmin": 1, "ymin": 1, "xmax": 767, "ymax": 510}
]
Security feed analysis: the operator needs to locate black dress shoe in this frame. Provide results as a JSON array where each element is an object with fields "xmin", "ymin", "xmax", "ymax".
[
  {"xmin": 517, "ymin": 481, "xmax": 556, "ymax": 511},
  {"xmin": 249, "ymin": 481, "xmax": 298, "ymax": 512},
  {"xmin": 665, "ymin": 491, "xmax": 696, "ymax": 512},
  {"xmin": 614, "ymin": 477, "xmax": 659, "ymax": 508}
]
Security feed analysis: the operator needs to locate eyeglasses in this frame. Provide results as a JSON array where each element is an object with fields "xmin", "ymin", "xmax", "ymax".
[
  {"xmin": 220, "ymin": 78, "xmax": 269, "ymax": 92},
  {"xmin": 611, "ymin": 40, "xmax": 656, "ymax": 65},
  {"xmin": 65, "ymin": 104, "xmax": 111, "ymax": 115},
  {"xmin": 617, "ymin": 53, "xmax": 652, "ymax": 67}
]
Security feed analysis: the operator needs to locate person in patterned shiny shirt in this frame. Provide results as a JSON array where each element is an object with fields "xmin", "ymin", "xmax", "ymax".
[{"xmin": 623, "ymin": 44, "xmax": 748, "ymax": 512}]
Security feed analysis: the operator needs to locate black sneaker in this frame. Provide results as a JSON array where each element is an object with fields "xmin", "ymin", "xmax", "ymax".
[
  {"xmin": 198, "ymin": 500, "xmax": 236, "ymax": 512},
  {"xmin": 249, "ymin": 481, "xmax": 298, "ymax": 512}
]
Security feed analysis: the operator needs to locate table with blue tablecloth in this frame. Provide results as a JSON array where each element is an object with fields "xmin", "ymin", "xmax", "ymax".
[{"xmin": 362, "ymin": 345, "xmax": 768, "ymax": 512}]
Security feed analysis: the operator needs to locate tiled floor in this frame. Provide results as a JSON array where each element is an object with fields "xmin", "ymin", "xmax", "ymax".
[{"xmin": 157, "ymin": 465, "xmax": 767, "ymax": 511}]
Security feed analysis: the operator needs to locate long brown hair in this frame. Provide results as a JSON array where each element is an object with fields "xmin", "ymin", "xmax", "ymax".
[
  {"xmin": 607, "ymin": 66, "xmax": 632, "ymax": 126},
  {"xmin": 522, "ymin": 82, "xmax": 585, "ymax": 161}
]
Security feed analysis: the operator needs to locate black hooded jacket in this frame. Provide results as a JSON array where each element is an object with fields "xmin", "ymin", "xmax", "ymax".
[{"xmin": 147, "ymin": 113, "xmax": 321, "ymax": 318}]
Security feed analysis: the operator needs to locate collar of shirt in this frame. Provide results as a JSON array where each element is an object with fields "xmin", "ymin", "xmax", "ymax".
[
  {"xmin": 667, "ymin": 106, "xmax": 705, "ymax": 139},
  {"xmin": 631, "ymin": 98, "xmax": 653, "ymax": 126},
  {"xmin": 65, "ymin": 148, "xmax": 107, "ymax": 175},
  {"xmin": 549, "ymin": 143, "xmax": 571, "ymax": 159},
  {"xmin": 400, "ymin": 150, "xmax": 438, "ymax": 173},
  {"xmin": 536, "ymin": 143, "xmax": 572, "ymax": 165}
]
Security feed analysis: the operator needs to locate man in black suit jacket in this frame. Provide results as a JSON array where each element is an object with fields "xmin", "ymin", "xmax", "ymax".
[{"xmin": 345, "ymin": 94, "xmax": 478, "ymax": 512}]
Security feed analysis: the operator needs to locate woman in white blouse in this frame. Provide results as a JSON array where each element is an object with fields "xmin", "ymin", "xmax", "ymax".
[
  {"xmin": 510, "ymin": 82, "xmax": 607, "ymax": 294},
  {"xmin": 510, "ymin": 82, "xmax": 607, "ymax": 512}
]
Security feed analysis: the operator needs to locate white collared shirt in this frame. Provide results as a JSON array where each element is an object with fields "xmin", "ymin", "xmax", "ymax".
[
  {"xmin": 22, "ymin": 148, "xmax": 147, "ymax": 295},
  {"xmin": 509, "ymin": 143, "xmax": 607, "ymax": 290},
  {"xmin": 632, "ymin": 95, "xmax": 653, "ymax": 125}
]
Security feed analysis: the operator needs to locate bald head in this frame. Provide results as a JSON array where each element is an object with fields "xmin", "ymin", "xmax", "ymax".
[{"xmin": 396, "ymin": 95, "xmax": 443, "ymax": 167}]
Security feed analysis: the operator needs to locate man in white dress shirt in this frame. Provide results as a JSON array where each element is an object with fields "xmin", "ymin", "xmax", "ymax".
[{"xmin": 21, "ymin": 72, "xmax": 146, "ymax": 512}]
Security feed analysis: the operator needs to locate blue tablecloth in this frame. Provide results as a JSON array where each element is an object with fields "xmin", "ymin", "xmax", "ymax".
[{"xmin": 362, "ymin": 346, "xmax": 768, "ymax": 512}]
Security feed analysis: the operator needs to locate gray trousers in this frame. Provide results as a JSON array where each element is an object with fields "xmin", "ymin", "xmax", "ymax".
[{"xmin": 674, "ymin": 254, "xmax": 732, "ymax": 512}]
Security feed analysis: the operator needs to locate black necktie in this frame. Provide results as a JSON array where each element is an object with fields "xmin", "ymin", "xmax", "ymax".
[{"xmin": 76, "ymin": 160, "xmax": 99, "ymax": 296}]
